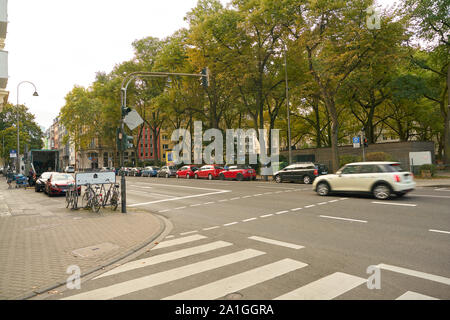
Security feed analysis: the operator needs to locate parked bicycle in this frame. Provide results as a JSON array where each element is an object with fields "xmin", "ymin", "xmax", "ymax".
[
  {"xmin": 65, "ymin": 183, "xmax": 79, "ymax": 210},
  {"xmin": 81, "ymin": 183, "xmax": 101, "ymax": 213}
]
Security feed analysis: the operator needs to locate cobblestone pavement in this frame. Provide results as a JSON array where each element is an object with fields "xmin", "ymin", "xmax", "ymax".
[{"xmin": 0, "ymin": 179, "xmax": 165, "ymax": 300}]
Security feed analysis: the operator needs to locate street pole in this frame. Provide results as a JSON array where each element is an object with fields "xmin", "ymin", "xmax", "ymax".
[
  {"xmin": 361, "ymin": 129, "xmax": 366, "ymax": 162},
  {"xmin": 284, "ymin": 44, "xmax": 292, "ymax": 165}
]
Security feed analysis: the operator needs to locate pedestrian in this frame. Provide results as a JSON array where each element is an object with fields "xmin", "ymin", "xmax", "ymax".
[
  {"xmin": 28, "ymin": 169, "xmax": 35, "ymax": 187},
  {"xmin": 6, "ymin": 168, "xmax": 13, "ymax": 189}
]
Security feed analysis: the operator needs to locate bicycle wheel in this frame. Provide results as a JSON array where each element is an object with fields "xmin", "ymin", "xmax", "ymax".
[
  {"xmin": 111, "ymin": 191, "xmax": 119, "ymax": 211},
  {"xmin": 81, "ymin": 190, "xmax": 90, "ymax": 209},
  {"xmin": 66, "ymin": 190, "xmax": 72, "ymax": 208},
  {"xmin": 72, "ymin": 191, "xmax": 78, "ymax": 210},
  {"xmin": 92, "ymin": 194, "xmax": 101, "ymax": 213}
]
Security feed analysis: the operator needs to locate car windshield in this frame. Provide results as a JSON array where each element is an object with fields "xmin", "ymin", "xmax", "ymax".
[
  {"xmin": 53, "ymin": 174, "xmax": 73, "ymax": 181},
  {"xmin": 169, "ymin": 166, "xmax": 177, "ymax": 170},
  {"xmin": 41, "ymin": 172, "xmax": 52, "ymax": 179}
]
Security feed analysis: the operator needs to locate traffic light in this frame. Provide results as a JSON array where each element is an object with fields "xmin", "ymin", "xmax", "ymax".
[
  {"xmin": 124, "ymin": 134, "xmax": 134, "ymax": 150},
  {"xmin": 201, "ymin": 68, "xmax": 209, "ymax": 87},
  {"xmin": 116, "ymin": 128, "xmax": 122, "ymax": 150},
  {"xmin": 363, "ymin": 138, "xmax": 368, "ymax": 148},
  {"xmin": 122, "ymin": 106, "xmax": 132, "ymax": 118}
]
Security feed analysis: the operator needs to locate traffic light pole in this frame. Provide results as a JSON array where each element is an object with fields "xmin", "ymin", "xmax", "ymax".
[{"xmin": 119, "ymin": 70, "xmax": 209, "ymax": 214}]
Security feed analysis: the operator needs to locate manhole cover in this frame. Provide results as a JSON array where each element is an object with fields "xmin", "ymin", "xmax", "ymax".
[
  {"xmin": 224, "ymin": 292, "xmax": 243, "ymax": 300},
  {"xmin": 72, "ymin": 242, "xmax": 119, "ymax": 257}
]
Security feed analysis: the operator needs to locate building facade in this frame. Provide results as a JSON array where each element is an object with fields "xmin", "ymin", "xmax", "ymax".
[{"xmin": 0, "ymin": 0, "xmax": 9, "ymax": 111}]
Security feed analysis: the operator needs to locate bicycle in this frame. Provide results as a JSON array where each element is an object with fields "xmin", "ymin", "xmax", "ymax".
[
  {"xmin": 65, "ymin": 183, "xmax": 79, "ymax": 210},
  {"xmin": 81, "ymin": 183, "xmax": 101, "ymax": 213}
]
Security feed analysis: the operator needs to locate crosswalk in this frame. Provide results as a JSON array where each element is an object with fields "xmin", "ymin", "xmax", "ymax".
[{"xmin": 60, "ymin": 234, "xmax": 444, "ymax": 300}]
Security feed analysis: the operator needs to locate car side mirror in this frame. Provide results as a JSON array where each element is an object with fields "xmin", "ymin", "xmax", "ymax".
[{"xmin": 336, "ymin": 171, "xmax": 342, "ymax": 176}]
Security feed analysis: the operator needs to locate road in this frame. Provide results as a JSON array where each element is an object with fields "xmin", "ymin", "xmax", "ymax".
[{"xmin": 47, "ymin": 177, "xmax": 450, "ymax": 300}]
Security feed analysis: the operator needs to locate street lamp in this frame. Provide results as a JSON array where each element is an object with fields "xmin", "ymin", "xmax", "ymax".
[
  {"xmin": 16, "ymin": 81, "xmax": 38, "ymax": 173},
  {"xmin": 283, "ymin": 43, "xmax": 292, "ymax": 164}
]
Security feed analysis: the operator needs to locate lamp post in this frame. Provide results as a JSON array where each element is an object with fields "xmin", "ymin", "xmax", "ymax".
[
  {"xmin": 284, "ymin": 43, "xmax": 292, "ymax": 164},
  {"xmin": 16, "ymin": 81, "xmax": 38, "ymax": 174}
]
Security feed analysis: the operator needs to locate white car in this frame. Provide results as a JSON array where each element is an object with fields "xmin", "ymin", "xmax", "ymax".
[
  {"xmin": 64, "ymin": 166, "xmax": 75, "ymax": 173},
  {"xmin": 312, "ymin": 162, "xmax": 416, "ymax": 200}
]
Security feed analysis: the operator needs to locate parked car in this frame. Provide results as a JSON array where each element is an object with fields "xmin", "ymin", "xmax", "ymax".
[
  {"xmin": 35, "ymin": 172, "xmax": 56, "ymax": 192},
  {"xmin": 176, "ymin": 165, "xmax": 199, "ymax": 179},
  {"xmin": 45, "ymin": 173, "xmax": 80, "ymax": 196},
  {"xmin": 128, "ymin": 167, "xmax": 142, "ymax": 177},
  {"xmin": 157, "ymin": 166, "xmax": 178, "ymax": 178},
  {"xmin": 220, "ymin": 165, "xmax": 256, "ymax": 181},
  {"xmin": 64, "ymin": 166, "xmax": 75, "ymax": 173},
  {"xmin": 100, "ymin": 167, "xmax": 114, "ymax": 172},
  {"xmin": 141, "ymin": 166, "xmax": 160, "ymax": 177},
  {"xmin": 312, "ymin": 162, "xmax": 416, "ymax": 200},
  {"xmin": 194, "ymin": 165, "xmax": 224, "ymax": 180},
  {"xmin": 273, "ymin": 162, "xmax": 328, "ymax": 184},
  {"xmin": 118, "ymin": 167, "xmax": 131, "ymax": 176}
]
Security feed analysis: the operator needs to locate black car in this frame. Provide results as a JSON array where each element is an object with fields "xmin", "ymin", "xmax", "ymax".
[
  {"xmin": 273, "ymin": 162, "xmax": 328, "ymax": 184},
  {"xmin": 35, "ymin": 172, "xmax": 56, "ymax": 192}
]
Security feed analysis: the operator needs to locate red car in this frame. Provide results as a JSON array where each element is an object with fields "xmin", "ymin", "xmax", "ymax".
[
  {"xmin": 219, "ymin": 165, "xmax": 257, "ymax": 181},
  {"xmin": 45, "ymin": 173, "xmax": 80, "ymax": 196},
  {"xmin": 176, "ymin": 165, "xmax": 199, "ymax": 179},
  {"xmin": 194, "ymin": 165, "xmax": 224, "ymax": 180}
]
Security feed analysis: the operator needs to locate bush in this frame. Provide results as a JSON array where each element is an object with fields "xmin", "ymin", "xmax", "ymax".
[
  {"xmin": 419, "ymin": 164, "xmax": 436, "ymax": 176},
  {"xmin": 365, "ymin": 152, "xmax": 394, "ymax": 161},
  {"xmin": 339, "ymin": 155, "xmax": 362, "ymax": 167}
]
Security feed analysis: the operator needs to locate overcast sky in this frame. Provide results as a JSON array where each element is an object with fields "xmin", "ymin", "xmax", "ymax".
[{"xmin": 5, "ymin": 0, "xmax": 396, "ymax": 130}]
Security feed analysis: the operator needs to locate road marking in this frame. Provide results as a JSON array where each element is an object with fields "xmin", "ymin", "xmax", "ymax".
[
  {"xmin": 163, "ymin": 259, "xmax": 307, "ymax": 300},
  {"xmin": 202, "ymin": 226, "xmax": 220, "ymax": 231},
  {"xmin": 165, "ymin": 235, "xmax": 174, "ymax": 239},
  {"xmin": 253, "ymin": 194, "xmax": 263, "ymax": 197},
  {"xmin": 275, "ymin": 210, "xmax": 289, "ymax": 215},
  {"xmin": 190, "ymin": 204, "xmax": 202, "ymax": 207},
  {"xmin": 230, "ymin": 197, "xmax": 241, "ymax": 200},
  {"xmin": 63, "ymin": 249, "xmax": 265, "ymax": 300},
  {"xmin": 340, "ymin": 198, "xmax": 349, "ymax": 200},
  {"xmin": 94, "ymin": 241, "xmax": 233, "ymax": 279},
  {"xmin": 158, "ymin": 209, "xmax": 170, "ymax": 213},
  {"xmin": 203, "ymin": 202, "xmax": 215, "ymax": 205},
  {"xmin": 179, "ymin": 230, "xmax": 198, "ymax": 236},
  {"xmin": 275, "ymin": 191, "xmax": 283, "ymax": 194},
  {"xmin": 328, "ymin": 200, "xmax": 339, "ymax": 203},
  {"xmin": 317, "ymin": 202, "xmax": 327, "ymax": 205},
  {"xmin": 248, "ymin": 236, "xmax": 304, "ymax": 250},
  {"xmin": 429, "ymin": 229, "xmax": 450, "ymax": 235},
  {"xmin": 396, "ymin": 291, "xmax": 439, "ymax": 300},
  {"xmin": 242, "ymin": 195, "xmax": 252, "ymax": 199},
  {"xmin": 223, "ymin": 222, "xmax": 238, "ymax": 227},
  {"xmin": 434, "ymin": 188, "xmax": 450, "ymax": 191},
  {"xmin": 264, "ymin": 192, "xmax": 273, "ymax": 195},
  {"xmin": 378, "ymin": 263, "xmax": 450, "ymax": 285},
  {"xmin": 291, "ymin": 208, "xmax": 303, "ymax": 212},
  {"xmin": 372, "ymin": 202, "xmax": 417, "ymax": 207},
  {"xmin": 305, "ymin": 205, "xmax": 316, "ymax": 208},
  {"xmin": 319, "ymin": 215, "xmax": 368, "ymax": 223},
  {"xmin": 174, "ymin": 206, "xmax": 187, "ymax": 210},
  {"xmin": 274, "ymin": 272, "xmax": 366, "ymax": 300},
  {"xmin": 256, "ymin": 186, "xmax": 294, "ymax": 190},
  {"xmin": 218, "ymin": 199, "xmax": 229, "ymax": 202},
  {"xmin": 242, "ymin": 218, "xmax": 257, "ymax": 222},
  {"xmin": 411, "ymin": 194, "xmax": 450, "ymax": 199},
  {"xmin": 260, "ymin": 214, "xmax": 274, "ymax": 218},
  {"xmin": 153, "ymin": 234, "xmax": 207, "ymax": 250}
]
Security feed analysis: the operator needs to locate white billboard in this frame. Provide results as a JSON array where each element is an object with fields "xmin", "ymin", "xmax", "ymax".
[
  {"xmin": 75, "ymin": 171, "xmax": 116, "ymax": 186},
  {"xmin": 409, "ymin": 151, "xmax": 432, "ymax": 166}
]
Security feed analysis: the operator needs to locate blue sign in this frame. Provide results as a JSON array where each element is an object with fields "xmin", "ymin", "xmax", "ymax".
[{"xmin": 352, "ymin": 137, "xmax": 360, "ymax": 144}]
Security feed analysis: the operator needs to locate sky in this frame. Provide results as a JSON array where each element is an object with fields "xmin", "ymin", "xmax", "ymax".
[{"xmin": 4, "ymin": 0, "xmax": 397, "ymax": 130}]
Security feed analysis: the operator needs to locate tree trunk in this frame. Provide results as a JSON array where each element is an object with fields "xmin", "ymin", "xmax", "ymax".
[
  {"xmin": 325, "ymin": 97, "xmax": 339, "ymax": 172},
  {"xmin": 444, "ymin": 64, "xmax": 450, "ymax": 165}
]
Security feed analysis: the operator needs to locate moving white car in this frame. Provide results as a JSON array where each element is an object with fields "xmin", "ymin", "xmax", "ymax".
[
  {"xmin": 312, "ymin": 162, "xmax": 416, "ymax": 200},
  {"xmin": 64, "ymin": 166, "xmax": 75, "ymax": 173}
]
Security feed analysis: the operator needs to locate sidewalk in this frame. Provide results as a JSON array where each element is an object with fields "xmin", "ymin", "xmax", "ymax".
[{"xmin": 0, "ymin": 179, "xmax": 167, "ymax": 300}]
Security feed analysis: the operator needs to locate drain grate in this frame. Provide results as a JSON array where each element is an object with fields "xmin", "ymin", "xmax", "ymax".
[{"xmin": 72, "ymin": 242, "xmax": 119, "ymax": 258}]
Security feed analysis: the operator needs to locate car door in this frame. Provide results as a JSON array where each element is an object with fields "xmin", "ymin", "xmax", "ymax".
[
  {"xmin": 279, "ymin": 166, "xmax": 294, "ymax": 181},
  {"xmin": 330, "ymin": 165, "xmax": 360, "ymax": 191},
  {"xmin": 353, "ymin": 165, "xmax": 381, "ymax": 192}
]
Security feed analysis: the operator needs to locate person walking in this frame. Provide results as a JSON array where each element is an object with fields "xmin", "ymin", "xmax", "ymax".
[{"xmin": 6, "ymin": 168, "xmax": 13, "ymax": 189}]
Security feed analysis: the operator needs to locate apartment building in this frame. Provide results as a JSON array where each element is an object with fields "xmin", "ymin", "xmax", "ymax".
[{"xmin": 0, "ymin": 0, "xmax": 9, "ymax": 111}]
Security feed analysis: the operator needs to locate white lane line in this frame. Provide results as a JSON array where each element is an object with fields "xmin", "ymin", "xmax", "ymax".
[
  {"xmin": 165, "ymin": 235, "xmax": 174, "ymax": 239},
  {"xmin": 274, "ymin": 272, "xmax": 366, "ymax": 300},
  {"xmin": 242, "ymin": 217, "xmax": 257, "ymax": 222},
  {"xmin": 396, "ymin": 291, "xmax": 439, "ymax": 300},
  {"xmin": 223, "ymin": 222, "xmax": 238, "ymax": 227},
  {"xmin": 218, "ymin": 199, "xmax": 229, "ymax": 202},
  {"xmin": 264, "ymin": 192, "xmax": 273, "ymax": 195},
  {"xmin": 253, "ymin": 194, "xmax": 263, "ymax": 197},
  {"xmin": 153, "ymin": 234, "xmax": 207, "ymax": 250},
  {"xmin": 372, "ymin": 202, "xmax": 417, "ymax": 207},
  {"xmin": 260, "ymin": 214, "xmax": 274, "ymax": 218},
  {"xmin": 256, "ymin": 186, "xmax": 295, "ymax": 190},
  {"xmin": 190, "ymin": 204, "xmax": 202, "ymax": 207},
  {"xmin": 434, "ymin": 188, "xmax": 450, "ymax": 191},
  {"xmin": 128, "ymin": 190, "xmax": 231, "ymax": 207},
  {"xmin": 174, "ymin": 206, "xmax": 187, "ymax": 210},
  {"xmin": 275, "ymin": 210, "xmax": 289, "ymax": 215},
  {"xmin": 317, "ymin": 202, "xmax": 328, "ymax": 205},
  {"xmin": 242, "ymin": 195, "xmax": 252, "ymax": 199},
  {"xmin": 275, "ymin": 191, "xmax": 283, "ymax": 194},
  {"xmin": 319, "ymin": 215, "xmax": 368, "ymax": 223},
  {"xmin": 290, "ymin": 208, "xmax": 303, "ymax": 212},
  {"xmin": 305, "ymin": 205, "xmax": 316, "ymax": 208},
  {"xmin": 248, "ymin": 236, "xmax": 304, "ymax": 250},
  {"xmin": 378, "ymin": 263, "xmax": 450, "ymax": 285},
  {"xmin": 340, "ymin": 198, "xmax": 349, "ymax": 200},
  {"xmin": 328, "ymin": 200, "xmax": 339, "ymax": 203},
  {"xmin": 94, "ymin": 241, "xmax": 233, "ymax": 279},
  {"xmin": 179, "ymin": 230, "xmax": 198, "ymax": 236},
  {"xmin": 411, "ymin": 194, "xmax": 450, "ymax": 199},
  {"xmin": 129, "ymin": 182, "xmax": 228, "ymax": 192},
  {"xmin": 203, "ymin": 202, "xmax": 215, "ymax": 205},
  {"xmin": 158, "ymin": 209, "xmax": 170, "ymax": 213},
  {"xmin": 230, "ymin": 197, "xmax": 241, "ymax": 201},
  {"xmin": 163, "ymin": 259, "xmax": 307, "ymax": 300},
  {"xmin": 202, "ymin": 226, "xmax": 220, "ymax": 231},
  {"xmin": 429, "ymin": 229, "xmax": 450, "ymax": 235},
  {"xmin": 63, "ymin": 249, "xmax": 265, "ymax": 300}
]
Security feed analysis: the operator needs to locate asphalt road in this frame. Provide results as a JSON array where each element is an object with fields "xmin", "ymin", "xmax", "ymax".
[{"xmin": 48, "ymin": 176, "xmax": 450, "ymax": 300}]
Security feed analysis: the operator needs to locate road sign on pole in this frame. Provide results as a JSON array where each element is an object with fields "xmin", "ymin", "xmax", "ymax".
[
  {"xmin": 352, "ymin": 137, "xmax": 360, "ymax": 148},
  {"xmin": 124, "ymin": 109, "xmax": 144, "ymax": 131},
  {"xmin": 10, "ymin": 150, "xmax": 17, "ymax": 158}
]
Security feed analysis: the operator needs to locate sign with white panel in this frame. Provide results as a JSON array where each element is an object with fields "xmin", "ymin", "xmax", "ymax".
[
  {"xmin": 409, "ymin": 151, "xmax": 432, "ymax": 166},
  {"xmin": 75, "ymin": 171, "xmax": 116, "ymax": 186}
]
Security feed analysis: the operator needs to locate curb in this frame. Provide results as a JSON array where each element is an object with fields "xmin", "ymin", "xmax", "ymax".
[{"xmin": 16, "ymin": 212, "xmax": 171, "ymax": 300}]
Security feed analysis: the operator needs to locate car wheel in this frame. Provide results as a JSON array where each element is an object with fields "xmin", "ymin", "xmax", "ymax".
[
  {"xmin": 303, "ymin": 175, "xmax": 312, "ymax": 184},
  {"xmin": 208, "ymin": 174, "xmax": 213, "ymax": 180},
  {"xmin": 316, "ymin": 182, "xmax": 330, "ymax": 196},
  {"xmin": 236, "ymin": 173, "xmax": 243, "ymax": 181},
  {"xmin": 194, "ymin": 174, "xmax": 198, "ymax": 179},
  {"xmin": 219, "ymin": 173, "xmax": 225, "ymax": 180},
  {"xmin": 274, "ymin": 175, "xmax": 282, "ymax": 183},
  {"xmin": 373, "ymin": 184, "xmax": 391, "ymax": 200}
]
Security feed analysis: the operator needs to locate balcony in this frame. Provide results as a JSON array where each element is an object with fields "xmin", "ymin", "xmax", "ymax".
[{"xmin": 0, "ymin": 0, "xmax": 7, "ymax": 40}]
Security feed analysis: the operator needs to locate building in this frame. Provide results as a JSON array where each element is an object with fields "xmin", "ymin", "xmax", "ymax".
[
  {"xmin": 0, "ymin": 0, "xmax": 9, "ymax": 111},
  {"xmin": 137, "ymin": 126, "xmax": 160, "ymax": 162},
  {"xmin": 160, "ymin": 128, "xmax": 175, "ymax": 162}
]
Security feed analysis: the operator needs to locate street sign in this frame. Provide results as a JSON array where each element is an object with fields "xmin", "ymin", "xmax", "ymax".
[
  {"xmin": 124, "ymin": 109, "xmax": 144, "ymax": 131},
  {"xmin": 10, "ymin": 150, "xmax": 17, "ymax": 158},
  {"xmin": 352, "ymin": 137, "xmax": 360, "ymax": 148},
  {"xmin": 75, "ymin": 171, "xmax": 116, "ymax": 186}
]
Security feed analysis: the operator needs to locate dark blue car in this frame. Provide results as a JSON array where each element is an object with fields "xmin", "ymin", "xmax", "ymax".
[{"xmin": 141, "ymin": 166, "xmax": 160, "ymax": 177}]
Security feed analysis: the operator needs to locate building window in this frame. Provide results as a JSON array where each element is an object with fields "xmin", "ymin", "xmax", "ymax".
[
  {"xmin": 163, "ymin": 144, "xmax": 169, "ymax": 150},
  {"xmin": 162, "ymin": 135, "xmax": 168, "ymax": 140}
]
